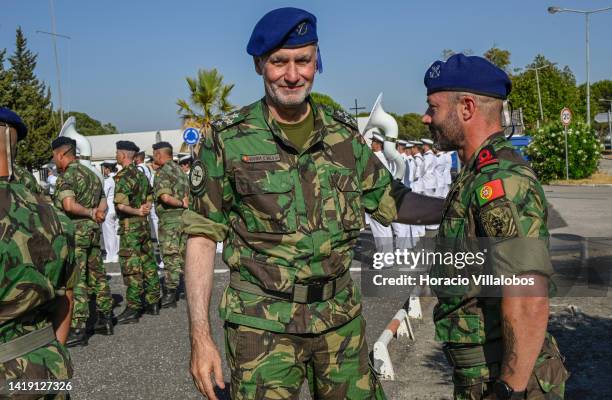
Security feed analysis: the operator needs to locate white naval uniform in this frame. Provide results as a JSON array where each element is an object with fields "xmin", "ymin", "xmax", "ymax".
[
  {"xmin": 136, "ymin": 162, "xmax": 159, "ymax": 240},
  {"xmin": 411, "ymin": 153, "xmax": 426, "ymax": 237},
  {"xmin": 436, "ymin": 151, "xmax": 453, "ymax": 198},
  {"xmin": 102, "ymin": 173, "xmax": 119, "ymax": 263},
  {"xmin": 391, "ymin": 153, "xmax": 418, "ymax": 249},
  {"xmin": 369, "ymin": 151, "xmax": 394, "ymax": 267},
  {"xmin": 422, "ymin": 150, "xmax": 440, "ymax": 230}
]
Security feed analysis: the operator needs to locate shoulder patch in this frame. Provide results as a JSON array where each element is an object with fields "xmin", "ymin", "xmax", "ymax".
[
  {"xmin": 331, "ymin": 108, "xmax": 358, "ymax": 130},
  {"xmin": 476, "ymin": 178, "xmax": 505, "ymax": 207},
  {"xmin": 475, "ymin": 145, "xmax": 498, "ymax": 171},
  {"xmin": 211, "ymin": 110, "xmax": 246, "ymax": 132},
  {"xmin": 189, "ymin": 160, "xmax": 207, "ymax": 194}
]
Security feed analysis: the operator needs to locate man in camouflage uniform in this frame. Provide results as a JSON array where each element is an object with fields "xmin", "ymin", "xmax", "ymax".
[
  {"xmin": 0, "ymin": 108, "xmax": 76, "ymax": 399},
  {"xmin": 422, "ymin": 54, "xmax": 569, "ymax": 399},
  {"xmin": 114, "ymin": 140, "xmax": 161, "ymax": 324},
  {"xmin": 183, "ymin": 8, "xmax": 445, "ymax": 400},
  {"xmin": 12, "ymin": 164, "xmax": 44, "ymax": 195},
  {"xmin": 52, "ymin": 136, "xmax": 113, "ymax": 346},
  {"xmin": 151, "ymin": 141, "xmax": 189, "ymax": 308}
]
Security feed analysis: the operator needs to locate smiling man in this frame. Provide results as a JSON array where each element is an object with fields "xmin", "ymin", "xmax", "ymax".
[{"xmin": 183, "ymin": 7, "xmax": 444, "ymax": 400}]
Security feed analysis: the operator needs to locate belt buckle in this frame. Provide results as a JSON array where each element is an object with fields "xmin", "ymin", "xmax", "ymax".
[{"xmin": 306, "ymin": 281, "xmax": 326, "ymax": 303}]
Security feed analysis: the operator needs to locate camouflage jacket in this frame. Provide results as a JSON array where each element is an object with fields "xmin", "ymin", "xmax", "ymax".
[
  {"xmin": 12, "ymin": 164, "xmax": 43, "ymax": 195},
  {"xmin": 154, "ymin": 160, "xmax": 189, "ymax": 217},
  {"xmin": 432, "ymin": 133, "xmax": 553, "ymax": 345},
  {"xmin": 53, "ymin": 161, "xmax": 104, "ymax": 231},
  {"xmin": 0, "ymin": 181, "xmax": 77, "ymax": 343},
  {"xmin": 184, "ymin": 98, "xmax": 396, "ymax": 334},
  {"xmin": 114, "ymin": 163, "xmax": 153, "ymax": 231}
]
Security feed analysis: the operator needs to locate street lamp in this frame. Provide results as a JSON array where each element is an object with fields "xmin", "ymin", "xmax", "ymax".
[
  {"xmin": 548, "ymin": 5, "xmax": 612, "ymax": 127},
  {"xmin": 525, "ymin": 63, "xmax": 556, "ymax": 128}
]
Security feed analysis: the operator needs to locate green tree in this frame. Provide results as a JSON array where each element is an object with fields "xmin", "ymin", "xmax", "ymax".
[
  {"xmin": 176, "ymin": 68, "xmax": 235, "ymax": 134},
  {"xmin": 310, "ymin": 92, "xmax": 344, "ymax": 111},
  {"xmin": 9, "ymin": 27, "xmax": 56, "ymax": 169},
  {"xmin": 484, "ymin": 46, "xmax": 511, "ymax": 72},
  {"xmin": 577, "ymin": 80, "xmax": 612, "ymax": 122},
  {"xmin": 526, "ymin": 120, "xmax": 602, "ymax": 182},
  {"xmin": 509, "ymin": 55, "xmax": 582, "ymax": 129},
  {"xmin": 63, "ymin": 111, "xmax": 119, "ymax": 136},
  {"xmin": 0, "ymin": 49, "xmax": 13, "ymax": 106}
]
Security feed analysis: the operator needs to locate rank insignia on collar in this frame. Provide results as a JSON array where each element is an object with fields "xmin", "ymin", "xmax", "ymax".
[
  {"xmin": 476, "ymin": 178, "xmax": 505, "ymax": 206},
  {"xmin": 475, "ymin": 145, "xmax": 498, "ymax": 171}
]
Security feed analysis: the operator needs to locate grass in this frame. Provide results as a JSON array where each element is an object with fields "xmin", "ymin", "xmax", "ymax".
[{"xmin": 550, "ymin": 172, "xmax": 612, "ymax": 185}]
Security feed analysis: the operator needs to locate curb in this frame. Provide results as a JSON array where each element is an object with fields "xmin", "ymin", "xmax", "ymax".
[{"xmin": 372, "ymin": 307, "xmax": 415, "ymax": 380}]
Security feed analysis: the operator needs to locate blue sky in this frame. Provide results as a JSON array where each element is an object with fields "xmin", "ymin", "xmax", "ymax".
[{"xmin": 2, "ymin": 0, "xmax": 611, "ymax": 132}]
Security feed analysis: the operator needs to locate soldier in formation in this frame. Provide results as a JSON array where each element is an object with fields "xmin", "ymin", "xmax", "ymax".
[
  {"xmin": 51, "ymin": 136, "xmax": 114, "ymax": 345},
  {"xmin": 102, "ymin": 160, "xmax": 120, "ymax": 264},
  {"xmin": 151, "ymin": 141, "xmax": 189, "ymax": 308},
  {"xmin": 0, "ymin": 108, "xmax": 76, "ymax": 397},
  {"xmin": 113, "ymin": 141, "xmax": 161, "ymax": 324}
]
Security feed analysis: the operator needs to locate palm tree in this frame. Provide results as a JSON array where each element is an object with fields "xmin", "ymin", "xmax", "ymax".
[{"xmin": 176, "ymin": 68, "xmax": 235, "ymax": 134}]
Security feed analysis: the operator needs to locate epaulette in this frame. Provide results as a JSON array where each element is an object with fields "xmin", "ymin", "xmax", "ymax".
[
  {"xmin": 211, "ymin": 109, "xmax": 246, "ymax": 132},
  {"xmin": 475, "ymin": 145, "xmax": 498, "ymax": 172},
  {"xmin": 331, "ymin": 108, "xmax": 358, "ymax": 130}
]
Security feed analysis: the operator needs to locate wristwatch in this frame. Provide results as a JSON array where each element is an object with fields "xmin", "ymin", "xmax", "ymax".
[{"xmin": 493, "ymin": 380, "xmax": 526, "ymax": 399}]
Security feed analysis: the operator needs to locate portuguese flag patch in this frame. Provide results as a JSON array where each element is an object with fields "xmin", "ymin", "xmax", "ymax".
[{"xmin": 476, "ymin": 179, "xmax": 505, "ymax": 206}]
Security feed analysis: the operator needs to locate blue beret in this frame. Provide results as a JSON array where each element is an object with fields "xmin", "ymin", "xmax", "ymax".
[
  {"xmin": 247, "ymin": 7, "xmax": 322, "ymax": 72},
  {"xmin": 0, "ymin": 107, "xmax": 27, "ymax": 141},
  {"xmin": 116, "ymin": 140, "xmax": 139, "ymax": 152},
  {"xmin": 424, "ymin": 54, "xmax": 511, "ymax": 99}
]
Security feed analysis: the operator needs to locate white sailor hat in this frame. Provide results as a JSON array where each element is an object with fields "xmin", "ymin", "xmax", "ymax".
[
  {"xmin": 421, "ymin": 138, "xmax": 434, "ymax": 145},
  {"xmin": 179, "ymin": 154, "xmax": 193, "ymax": 163},
  {"xmin": 371, "ymin": 133, "xmax": 385, "ymax": 143},
  {"xmin": 412, "ymin": 140, "xmax": 423, "ymax": 146},
  {"xmin": 397, "ymin": 140, "xmax": 408, "ymax": 146},
  {"xmin": 405, "ymin": 141, "xmax": 415, "ymax": 148},
  {"xmin": 102, "ymin": 159, "xmax": 117, "ymax": 165}
]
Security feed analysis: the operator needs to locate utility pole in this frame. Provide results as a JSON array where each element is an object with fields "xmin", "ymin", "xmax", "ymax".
[
  {"xmin": 37, "ymin": 0, "xmax": 71, "ymax": 126},
  {"xmin": 350, "ymin": 99, "xmax": 366, "ymax": 122},
  {"xmin": 525, "ymin": 63, "xmax": 555, "ymax": 128}
]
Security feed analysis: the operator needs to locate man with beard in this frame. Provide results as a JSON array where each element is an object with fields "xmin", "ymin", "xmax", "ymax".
[
  {"xmin": 183, "ymin": 7, "xmax": 444, "ymax": 400},
  {"xmin": 422, "ymin": 54, "xmax": 568, "ymax": 399}
]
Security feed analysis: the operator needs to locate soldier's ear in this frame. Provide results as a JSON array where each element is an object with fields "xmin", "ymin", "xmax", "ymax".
[
  {"xmin": 254, "ymin": 57, "xmax": 263, "ymax": 76},
  {"xmin": 460, "ymin": 96, "xmax": 477, "ymax": 122}
]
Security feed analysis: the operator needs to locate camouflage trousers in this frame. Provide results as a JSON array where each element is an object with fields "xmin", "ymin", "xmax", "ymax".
[
  {"xmin": 119, "ymin": 226, "xmax": 161, "ymax": 310},
  {"xmin": 0, "ymin": 340, "xmax": 72, "ymax": 399},
  {"xmin": 157, "ymin": 214, "xmax": 185, "ymax": 291},
  {"xmin": 72, "ymin": 227, "xmax": 112, "ymax": 328},
  {"xmin": 453, "ymin": 335, "xmax": 569, "ymax": 399},
  {"xmin": 224, "ymin": 315, "xmax": 386, "ymax": 400}
]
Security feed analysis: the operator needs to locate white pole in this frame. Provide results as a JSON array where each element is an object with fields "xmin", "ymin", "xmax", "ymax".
[
  {"xmin": 585, "ymin": 13, "xmax": 591, "ymax": 127},
  {"xmin": 564, "ymin": 125, "xmax": 569, "ymax": 180}
]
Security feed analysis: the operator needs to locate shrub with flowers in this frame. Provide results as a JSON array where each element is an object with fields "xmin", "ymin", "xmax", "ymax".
[{"xmin": 525, "ymin": 121, "xmax": 603, "ymax": 182}]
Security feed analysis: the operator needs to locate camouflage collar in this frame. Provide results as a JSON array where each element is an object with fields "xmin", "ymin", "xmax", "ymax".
[{"xmin": 467, "ymin": 132, "xmax": 507, "ymax": 171}]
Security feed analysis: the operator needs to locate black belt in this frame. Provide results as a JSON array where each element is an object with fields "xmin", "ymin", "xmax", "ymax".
[{"xmin": 229, "ymin": 269, "xmax": 352, "ymax": 304}]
